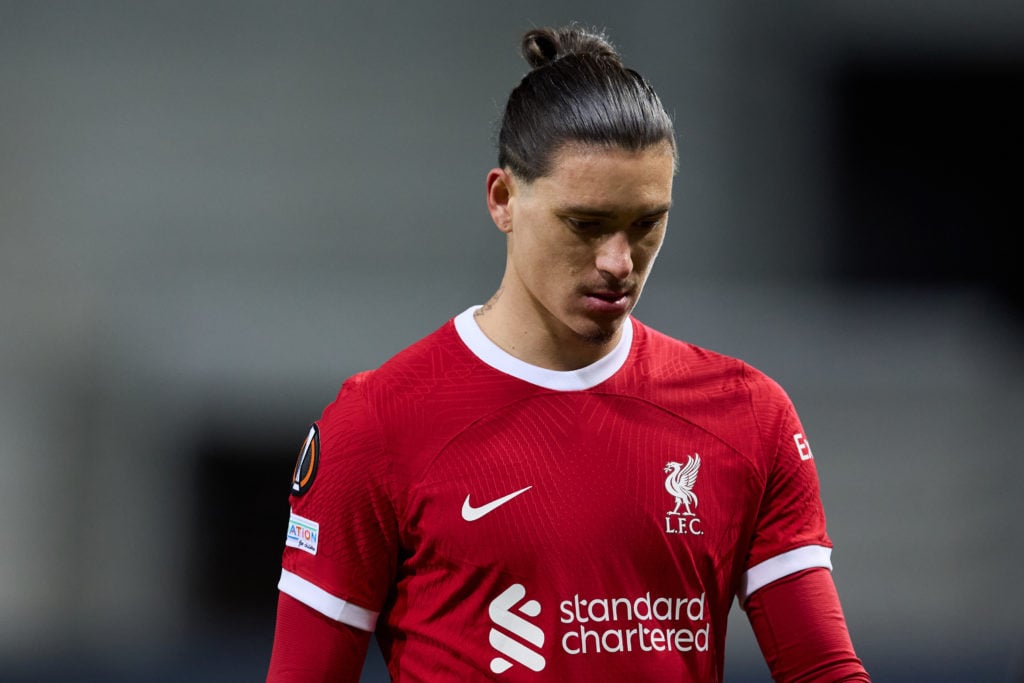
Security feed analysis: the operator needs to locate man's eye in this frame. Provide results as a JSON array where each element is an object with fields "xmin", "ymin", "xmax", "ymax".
[
  {"xmin": 635, "ymin": 217, "xmax": 664, "ymax": 230},
  {"xmin": 567, "ymin": 218, "xmax": 602, "ymax": 231}
]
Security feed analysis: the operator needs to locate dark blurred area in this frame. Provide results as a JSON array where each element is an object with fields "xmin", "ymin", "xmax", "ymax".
[
  {"xmin": 188, "ymin": 425, "xmax": 295, "ymax": 625},
  {"xmin": 830, "ymin": 55, "xmax": 1022, "ymax": 310},
  {"xmin": 1, "ymin": 2, "xmax": 1022, "ymax": 681}
]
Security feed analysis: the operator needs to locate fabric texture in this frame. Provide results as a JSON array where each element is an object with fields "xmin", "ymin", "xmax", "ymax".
[
  {"xmin": 276, "ymin": 309, "xmax": 844, "ymax": 681},
  {"xmin": 746, "ymin": 568, "xmax": 871, "ymax": 682}
]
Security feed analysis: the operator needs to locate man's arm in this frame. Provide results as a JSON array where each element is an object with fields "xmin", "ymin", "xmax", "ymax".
[
  {"xmin": 745, "ymin": 567, "xmax": 870, "ymax": 682},
  {"xmin": 266, "ymin": 592, "xmax": 372, "ymax": 683}
]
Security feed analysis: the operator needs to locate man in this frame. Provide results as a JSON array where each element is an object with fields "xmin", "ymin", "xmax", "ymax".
[{"xmin": 267, "ymin": 25, "xmax": 869, "ymax": 682}]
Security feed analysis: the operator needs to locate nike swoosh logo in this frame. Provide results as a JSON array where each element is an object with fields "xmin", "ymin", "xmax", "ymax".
[{"xmin": 461, "ymin": 486, "xmax": 532, "ymax": 522}]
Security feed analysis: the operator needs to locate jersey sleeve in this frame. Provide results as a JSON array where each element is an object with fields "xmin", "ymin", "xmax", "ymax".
[
  {"xmin": 278, "ymin": 373, "xmax": 398, "ymax": 632},
  {"xmin": 746, "ymin": 568, "xmax": 870, "ymax": 681},
  {"xmin": 739, "ymin": 381, "xmax": 833, "ymax": 604}
]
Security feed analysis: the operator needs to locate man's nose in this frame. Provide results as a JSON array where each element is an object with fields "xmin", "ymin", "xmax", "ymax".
[{"xmin": 595, "ymin": 231, "xmax": 633, "ymax": 281}]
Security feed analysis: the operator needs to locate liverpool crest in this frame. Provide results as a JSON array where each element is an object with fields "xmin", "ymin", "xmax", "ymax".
[{"xmin": 663, "ymin": 455, "xmax": 703, "ymax": 536}]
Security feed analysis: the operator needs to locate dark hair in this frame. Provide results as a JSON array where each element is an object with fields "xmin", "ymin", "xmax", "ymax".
[{"xmin": 498, "ymin": 25, "xmax": 676, "ymax": 181}]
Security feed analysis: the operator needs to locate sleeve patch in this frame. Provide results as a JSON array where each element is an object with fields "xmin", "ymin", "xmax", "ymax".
[
  {"xmin": 291, "ymin": 424, "xmax": 320, "ymax": 495},
  {"xmin": 793, "ymin": 432, "xmax": 814, "ymax": 461},
  {"xmin": 285, "ymin": 510, "xmax": 320, "ymax": 555}
]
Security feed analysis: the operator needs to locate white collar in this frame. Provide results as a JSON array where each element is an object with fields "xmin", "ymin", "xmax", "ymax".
[{"xmin": 453, "ymin": 306, "xmax": 633, "ymax": 391}]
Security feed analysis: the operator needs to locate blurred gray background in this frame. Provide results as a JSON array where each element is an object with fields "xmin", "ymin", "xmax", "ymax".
[{"xmin": 2, "ymin": 1, "xmax": 1022, "ymax": 681}]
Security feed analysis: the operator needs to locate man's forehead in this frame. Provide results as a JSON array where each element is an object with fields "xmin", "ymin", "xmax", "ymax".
[{"xmin": 535, "ymin": 144, "xmax": 675, "ymax": 211}]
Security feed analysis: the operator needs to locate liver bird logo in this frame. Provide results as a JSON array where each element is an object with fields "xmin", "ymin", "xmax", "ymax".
[{"xmin": 664, "ymin": 454, "xmax": 701, "ymax": 516}]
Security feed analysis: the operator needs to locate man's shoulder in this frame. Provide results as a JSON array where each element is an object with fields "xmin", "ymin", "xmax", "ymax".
[
  {"xmin": 316, "ymin": 315, "xmax": 517, "ymax": 481},
  {"xmin": 328, "ymin": 317, "xmax": 464, "ymax": 398},
  {"xmin": 631, "ymin": 319, "xmax": 786, "ymax": 399},
  {"xmin": 324, "ymin": 314, "xmax": 502, "ymax": 431},
  {"xmin": 630, "ymin": 321, "xmax": 797, "ymax": 462}
]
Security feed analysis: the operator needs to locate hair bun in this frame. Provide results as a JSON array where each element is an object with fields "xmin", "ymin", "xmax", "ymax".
[{"xmin": 521, "ymin": 25, "xmax": 622, "ymax": 69}]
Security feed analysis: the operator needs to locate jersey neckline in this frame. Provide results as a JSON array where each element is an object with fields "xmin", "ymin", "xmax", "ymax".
[{"xmin": 452, "ymin": 306, "xmax": 633, "ymax": 391}]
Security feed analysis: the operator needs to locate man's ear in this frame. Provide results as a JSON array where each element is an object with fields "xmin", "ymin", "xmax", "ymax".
[{"xmin": 486, "ymin": 168, "xmax": 515, "ymax": 234}]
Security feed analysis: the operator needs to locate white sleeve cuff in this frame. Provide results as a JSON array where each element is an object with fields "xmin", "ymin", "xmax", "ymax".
[
  {"xmin": 278, "ymin": 568, "xmax": 379, "ymax": 632},
  {"xmin": 739, "ymin": 545, "xmax": 833, "ymax": 606}
]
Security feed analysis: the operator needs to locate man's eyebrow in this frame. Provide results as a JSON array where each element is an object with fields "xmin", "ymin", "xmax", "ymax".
[
  {"xmin": 557, "ymin": 203, "xmax": 673, "ymax": 217},
  {"xmin": 641, "ymin": 203, "xmax": 673, "ymax": 216}
]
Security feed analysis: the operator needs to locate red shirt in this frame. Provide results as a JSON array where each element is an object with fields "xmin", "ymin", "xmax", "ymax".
[{"xmin": 278, "ymin": 308, "xmax": 833, "ymax": 681}]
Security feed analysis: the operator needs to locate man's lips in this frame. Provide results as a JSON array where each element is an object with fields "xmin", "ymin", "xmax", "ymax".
[
  {"xmin": 581, "ymin": 288, "xmax": 634, "ymax": 313},
  {"xmin": 588, "ymin": 290, "xmax": 629, "ymax": 302}
]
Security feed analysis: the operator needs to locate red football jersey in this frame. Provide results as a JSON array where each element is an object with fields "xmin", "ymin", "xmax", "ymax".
[{"xmin": 278, "ymin": 307, "xmax": 833, "ymax": 681}]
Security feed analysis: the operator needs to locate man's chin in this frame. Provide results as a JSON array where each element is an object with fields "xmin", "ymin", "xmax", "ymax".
[{"xmin": 575, "ymin": 315, "xmax": 626, "ymax": 347}]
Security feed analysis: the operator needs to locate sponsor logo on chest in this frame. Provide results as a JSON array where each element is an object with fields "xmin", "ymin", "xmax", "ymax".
[{"xmin": 485, "ymin": 582, "xmax": 710, "ymax": 675}]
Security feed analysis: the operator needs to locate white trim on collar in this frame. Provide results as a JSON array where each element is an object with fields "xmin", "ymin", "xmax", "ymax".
[{"xmin": 453, "ymin": 306, "xmax": 633, "ymax": 391}]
